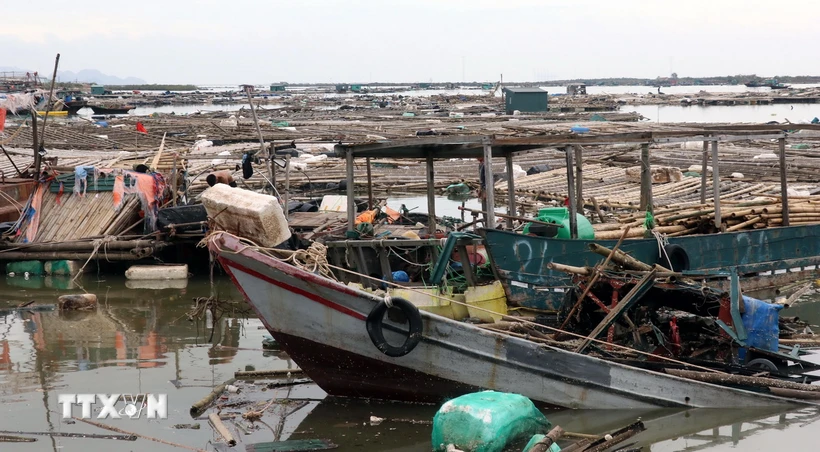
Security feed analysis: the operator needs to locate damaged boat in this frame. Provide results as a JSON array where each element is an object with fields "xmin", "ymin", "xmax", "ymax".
[{"xmin": 210, "ymin": 229, "xmax": 820, "ymax": 409}]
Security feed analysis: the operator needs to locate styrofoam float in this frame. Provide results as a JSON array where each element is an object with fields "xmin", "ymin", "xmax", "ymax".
[
  {"xmin": 201, "ymin": 184, "xmax": 291, "ymax": 247},
  {"xmin": 125, "ymin": 264, "xmax": 189, "ymax": 280}
]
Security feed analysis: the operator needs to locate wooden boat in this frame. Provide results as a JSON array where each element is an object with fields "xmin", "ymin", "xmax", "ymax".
[
  {"xmin": 480, "ymin": 225, "xmax": 820, "ymax": 310},
  {"xmin": 211, "ymin": 231, "xmax": 804, "ymax": 409},
  {"xmin": 89, "ymin": 104, "xmax": 133, "ymax": 115}
]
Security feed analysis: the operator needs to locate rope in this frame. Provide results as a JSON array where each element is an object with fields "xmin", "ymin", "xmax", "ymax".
[
  {"xmin": 201, "ymin": 231, "xmax": 336, "ymax": 281},
  {"xmin": 72, "ymin": 236, "xmax": 116, "ymax": 283},
  {"xmin": 383, "ymin": 295, "xmax": 393, "ymax": 308},
  {"xmin": 652, "ymin": 229, "xmax": 673, "ymax": 270},
  {"xmin": 207, "ymin": 232, "xmax": 726, "ymax": 375}
]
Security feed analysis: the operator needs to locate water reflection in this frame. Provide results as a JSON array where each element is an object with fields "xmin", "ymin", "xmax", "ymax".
[
  {"xmin": 283, "ymin": 400, "xmax": 820, "ymax": 451},
  {"xmin": 0, "ymin": 274, "xmax": 818, "ymax": 451}
]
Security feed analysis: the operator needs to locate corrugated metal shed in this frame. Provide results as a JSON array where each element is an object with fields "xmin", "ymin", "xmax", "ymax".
[{"xmin": 503, "ymin": 87, "xmax": 548, "ymax": 114}]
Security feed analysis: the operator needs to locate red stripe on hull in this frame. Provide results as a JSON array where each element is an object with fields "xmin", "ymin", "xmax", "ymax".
[{"xmin": 219, "ymin": 257, "xmax": 366, "ymax": 321}]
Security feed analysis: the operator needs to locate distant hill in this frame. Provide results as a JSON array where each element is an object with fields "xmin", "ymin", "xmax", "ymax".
[{"xmin": 57, "ymin": 69, "xmax": 146, "ymax": 85}]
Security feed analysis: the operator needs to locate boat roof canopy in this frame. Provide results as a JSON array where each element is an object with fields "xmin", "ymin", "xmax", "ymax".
[{"xmin": 334, "ymin": 123, "xmax": 820, "ymax": 159}]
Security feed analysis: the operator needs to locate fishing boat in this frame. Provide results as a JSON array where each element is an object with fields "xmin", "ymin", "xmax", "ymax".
[
  {"xmin": 89, "ymin": 104, "xmax": 133, "ymax": 115},
  {"xmin": 210, "ymin": 231, "xmax": 808, "ymax": 409},
  {"xmin": 481, "ymin": 224, "xmax": 820, "ymax": 310},
  {"xmin": 744, "ymin": 80, "xmax": 790, "ymax": 89}
]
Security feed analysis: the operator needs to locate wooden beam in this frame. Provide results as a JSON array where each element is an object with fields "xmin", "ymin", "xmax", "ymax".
[
  {"xmin": 378, "ymin": 249, "xmax": 393, "ymax": 282},
  {"xmin": 346, "ymin": 150, "xmax": 355, "ymax": 232},
  {"xmin": 639, "ymin": 143, "xmax": 652, "ymax": 212},
  {"xmin": 505, "ymin": 153, "xmax": 516, "ymax": 229},
  {"xmin": 483, "ymin": 140, "xmax": 496, "ymax": 229},
  {"xmin": 574, "ymin": 145, "xmax": 584, "ymax": 214},
  {"xmin": 366, "ymin": 157, "xmax": 374, "ymax": 210},
  {"xmin": 779, "ymin": 137, "xmax": 789, "ymax": 226},
  {"xmin": 426, "ymin": 154, "xmax": 436, "ymax": 235},
  {"xmin": 712, "ymin": 140, "xmax": 721, "ymax": 230},
  {"xmin": 565, "ymin": 147, "xmax": 578, "ymax": 238},
  {"xmin": 456, "ymin": 245, "xmax": 477, "ymax": 287}
]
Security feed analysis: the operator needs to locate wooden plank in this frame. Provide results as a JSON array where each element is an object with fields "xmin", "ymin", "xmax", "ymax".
[
  {"xmin": 287, "ymin": 212, "xmax": 345, "ymax": 229},
  {"xmin": 150, "ymin": 133, "xmax": 166, "ymax": 171}
]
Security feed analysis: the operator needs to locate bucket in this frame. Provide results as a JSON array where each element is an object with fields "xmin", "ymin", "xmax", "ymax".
[
  {"xmin": 464, "ymin": 281, "xmax": 507, "ymax": 322},
  {"xmin": 389, "ymin": 287, "xmax": 453, "ymax": 319}
]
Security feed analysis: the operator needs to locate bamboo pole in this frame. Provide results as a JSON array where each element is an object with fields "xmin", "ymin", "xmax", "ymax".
[
  {"xmin": 208, "ymin": 413, "xmax": 236, "ymax": 447},
  {"xmin": 189, "ymin": 378, "xmax": 236, "ymax": 417},
  {"xmin": 234, "ymin": 368, "xmax": 305, "ymax": 379},
  {"xmin": 726, "ymin": 215, "xmax": 761, "ymax": 232}
]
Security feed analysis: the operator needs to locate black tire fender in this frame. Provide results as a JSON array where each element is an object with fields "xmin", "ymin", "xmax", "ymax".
[
  {"xmin": 659, "ymin": 244, "xmax": 690, "ymax": 272},
  {"xmin": 366, "ymin": 296, "xmax": 423, "ymax": 358}
]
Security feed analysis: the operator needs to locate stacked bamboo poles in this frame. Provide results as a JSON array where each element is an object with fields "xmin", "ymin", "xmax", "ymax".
[{"xmin": 591, "ymin": 195, "xmax": 820, "ymax": 239}]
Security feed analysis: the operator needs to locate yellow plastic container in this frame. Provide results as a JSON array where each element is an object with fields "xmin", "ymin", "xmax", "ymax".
[
  {"xmin": 389, "ymin": 287, "xmax": 453, "ymax": 319},
  {"xmin": 450, "ymin": 294, "xmax": 469, "ymax": 320},
  {"xmin": 464, "ymin": 281, "xmax": 507, "ymax": 322}
]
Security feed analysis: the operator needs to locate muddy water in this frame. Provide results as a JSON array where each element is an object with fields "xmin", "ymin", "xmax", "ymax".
[{"xmin": 1, "ymin": 275, "xmax": 819, "ymax": 451}]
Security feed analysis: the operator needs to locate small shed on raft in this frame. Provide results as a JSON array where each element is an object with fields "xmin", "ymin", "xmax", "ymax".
[{"xmin": 503, "ymin": 87, "xmax": 549, "ymax": 114}]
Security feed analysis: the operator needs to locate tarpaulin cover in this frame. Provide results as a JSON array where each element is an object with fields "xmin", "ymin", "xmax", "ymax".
[
  {"xmin": 740, "ymin": 295, "xmax": 783, "ymax": 359},
  {"xmin": 432, "ymin": 391, "xmax": 550, "ymax": 452}
]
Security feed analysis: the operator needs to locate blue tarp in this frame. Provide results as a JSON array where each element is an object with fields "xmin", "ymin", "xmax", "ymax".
[{"xmin": 739, "ymin": 295, "xmax": 783, "ymax": 360}]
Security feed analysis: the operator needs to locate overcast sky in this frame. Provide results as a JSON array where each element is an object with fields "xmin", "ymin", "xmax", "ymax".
[{"xmin": 2, "ymin": 0, "xmax": 816, "ymax": 85}]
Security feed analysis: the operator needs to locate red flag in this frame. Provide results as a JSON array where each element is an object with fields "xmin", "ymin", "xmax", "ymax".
[
  {"xmin": 136, "ymin": 122, "xmax": 147, "ymax": 133},
  {"xmin": 0, "ymin": 108, "xmax": 6, "ymax": 133}
]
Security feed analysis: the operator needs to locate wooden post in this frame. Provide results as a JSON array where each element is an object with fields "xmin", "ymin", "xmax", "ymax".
[
  {"xmin": 483, "ymin": 139, "xmax": 496, "ymax": 229},
  {"xmin": 366, "ymin": 157, "xmax": 374, "ymax": 209},
  {"xmin": 35, "ymin": 53, "xmax": 61, "ymax": 176},
  {"xmin": 426, "ymin": 154, "xmax": 436, "ymax": 236},
  {"xmin": 30, "ymin": 112, "xmax": 39, "ymax": 176},
  {"xmin": 171, "ymin": 153, "xmax": 177, "ymax": 206},
  {"xmin": 244, "ymin": 85, "xmax": 275, "ymax": 193},
  {"xmin": 779, "ymin": 137, "xmax": 789, "ymax": 226},
  {"xmin": 346, "ymin": 150, "xmax": 355, "ymax": 232},
  {"xmin": 700, "ymin": 138, "xmax": 709, "ymax": 204},
  {"xmin": 505, "ymin": 153, "xmax": 516, "ymax": 229},
  {"xmin": 284, "ymin": 154, "xmax": 291, "ymax": 220},
  {"xmin": 639, "ymin": 143, "xmax": 653, "ymax": 212},
  {"xmin": 565, "ymin": 146, "xmax": 578, "ymax": 239},
  {"xmin": 575, "ymin": 145, "xmax": 584, "ymax": 214},
  {"xmin": 712, "ymin": 139, "xmax": 721, "ymax": 229}
]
